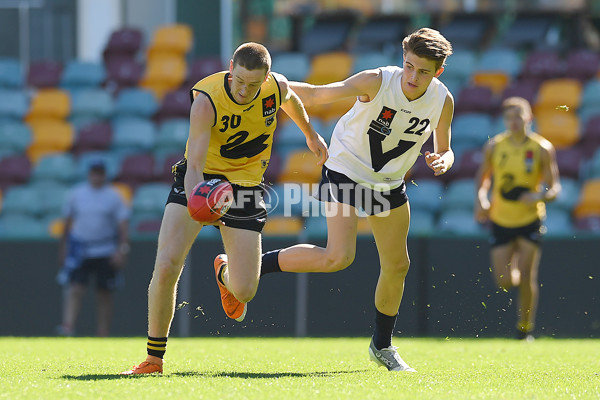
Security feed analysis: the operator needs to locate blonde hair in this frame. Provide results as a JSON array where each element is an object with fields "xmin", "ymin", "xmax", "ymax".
[
  {"xmin": 402, "ymin": 28, "xmax": 453, "ymax": 70},
  {"xmin": 502, "ymin": 96, "xmax": 533, "ymax": 119}
]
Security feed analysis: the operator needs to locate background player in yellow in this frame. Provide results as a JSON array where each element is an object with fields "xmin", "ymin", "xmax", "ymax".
[
  {"xmin": 121, "ymin": 42, "xmax": 328, "ymax": 375},
  {"xmin": 475, "ymin": 96, "xmax": 561, "ymax": 340}
]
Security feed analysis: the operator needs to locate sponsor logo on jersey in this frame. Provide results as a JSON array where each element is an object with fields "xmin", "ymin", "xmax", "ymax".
[
  {"xmin": 525, "ymin": 150, "xmax": 534, "ymax": 173},
  {"xmin": 243, "ymin": 104, "xmax": 255, "ymax": 112},
  {"xmin": 265, "ymin": 115, "xmax": 275, "ymax": 127},
  {"xmin": 261, "ymin": 159, "xmax": 269, "ymax": 168},
  {"xmin": 262, "ymin": 94, "xmax": 276, "ymax": 117},
  {"xmin": 376, "ymin": 106, "xmax": 397, "ymax": 127}
]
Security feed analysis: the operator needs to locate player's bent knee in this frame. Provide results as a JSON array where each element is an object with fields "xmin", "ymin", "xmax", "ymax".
[
  {"xmin": 382, "ymin": 259, "xmax": 410, "ymax": 278},
  {"xmin": 325, "ymin": 250, "xmax": 355, "ymax": 272},
  {"xmin": 152, "ymin": 257, "xmax": 184, "ymax": 285},
  {"xmin": 230, "ymin": 283, "xmax": 258, "ymax": 303}
]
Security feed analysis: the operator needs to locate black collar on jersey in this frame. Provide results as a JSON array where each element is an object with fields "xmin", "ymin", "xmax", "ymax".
[{"xmin": 223, "ymin": 72, "xmax": 262, "ymax": 105}]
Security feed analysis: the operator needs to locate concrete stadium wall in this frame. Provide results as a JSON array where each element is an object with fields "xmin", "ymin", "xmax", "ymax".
[{"xmin": 0, "ymin": 236, "xmax": 598, "ymax": 338}]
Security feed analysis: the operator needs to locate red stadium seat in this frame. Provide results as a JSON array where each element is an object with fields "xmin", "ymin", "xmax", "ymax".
[
  {"xmin": 116, "ymin": 153, "xmax": 156, "ymax": 188},
  {"xmin": 71, "ymin": 122, "xmax": 113, "ymax": 155},
  {"xmin": 0, "ymin": 155, "xmax": 31, "ymax": 190},
  {"xmin": 156, "ymin": 89, "xmax": 190, "ymax": 122},
  {"xmin": 455, "ymin": 86, "xmax": 496, "ymax": 115},
  {"xmin": 565, "ymin": 49, "xmax": 600, "ymax": 82},
  {"xmin": 27, "ymin": 61, "xmax": 63, "ymax": 88}
]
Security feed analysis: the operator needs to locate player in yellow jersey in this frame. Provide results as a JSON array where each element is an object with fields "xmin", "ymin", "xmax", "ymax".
[
  {"xmin": 121, "ymin": 42, "xmax": 328, "ymax": 375},
  {"xmin": 475, "ymin": 97, "xmax": 561, "ymax": 341}
]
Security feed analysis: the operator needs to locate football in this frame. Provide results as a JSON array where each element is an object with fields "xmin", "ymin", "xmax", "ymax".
[{"xmin": 187, "ymin": 179, "xmax": 234, "ymax": 222}]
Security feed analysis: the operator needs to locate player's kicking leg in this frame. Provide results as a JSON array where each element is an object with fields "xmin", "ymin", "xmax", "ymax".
[
  {"xmin": 366, "ymin": 202, "xmax": 415, "ymax": 372},
  {"xmin": 120, "ymin": 203, "xmax": 202, "ymax": 375},
  {"xmin": 213, "ymin": 226, "xmax": 262, "ymax": 321}
]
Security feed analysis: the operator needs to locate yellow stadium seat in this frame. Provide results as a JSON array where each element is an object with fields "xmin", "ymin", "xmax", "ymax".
[
  {"xmin": 112, "ymin": 182, "xmax": 133, "ymax": 205},
  {"xmin": 573, "ymin": 180, "xmax": 600, "ymax": 218},
  {"xmin": 535, "ymin": 78, "xmax": 582, "ymax": 112},
  {"xmin": 140, "ymin": 55, "xmax": 187, "ymax": 99},
  {"xmin": 471, "ymin": 72, "xmax": 510, "ymax": 96},
  {"xmin": 25, "ymin": 89, "xmax": 70, "ymax": 122},
  {"xmin": 308, "ymin": 96, "xmax": 356, "ymax": 122},
  {"xmin": 262, "ymin": 215, "xmax": 303, "ymax": 236},
  {"xmin": 48, "ymin": 218, "xmax": 65, "ymax": 238},
  {"xmin": 147, "ymin": 24, "xmax": 193, "ymax": 59},
  {"xmin": 278, "ymin": 150, "xmax": 322, "ymax": 184},
  {"xmin": 306, "ymin": 52, "xmax": 353, "ymax": 85},
  {"xmin": 27, "ymin": 120, "xmax": 75, "ymax": 163},
  {"xmin": 534, "ymin": 109, "xmax": 579, "ymax": 149}
]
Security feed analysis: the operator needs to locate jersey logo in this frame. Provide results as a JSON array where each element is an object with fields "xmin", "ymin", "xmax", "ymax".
[
  {"xmin": 220, "ymin": 131, "xmax": 270, "ymax": 159},
  {"xmin": 262, "ymin": 94, "xmax": 276, "ymax": 117},
  {"xmin": 500, "ymin": 173, "xmax": 529, "ymax": 201},
  {"xmin": 376, "ymin": 106, "xmax": 397, "ymax": 128},
  {"xmin": 265, "ymin": 116, "xmax": 275, "ymax": 127},
  {"xmin": 243, "ymin": 104, "xmax": 255, "ymax": 112},
  {"xmin": 525, "ymin": 150, "xmax": 534, "ymax": 173}
]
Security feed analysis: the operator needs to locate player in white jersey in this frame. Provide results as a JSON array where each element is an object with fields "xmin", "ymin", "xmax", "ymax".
[{"xmin": 226, "ymin": 28, "xmax": 453, "ymax": 371}]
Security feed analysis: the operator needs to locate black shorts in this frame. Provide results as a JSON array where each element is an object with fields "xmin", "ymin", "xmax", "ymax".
[
  {"xmin": 69, "ymin": 257, "xmax": 122, "ymax": 291},
  {"xmin": 167, "ymin": 158, "xmax": 267, "ymax": 232},
  {"xmin": 314, "ymin": 166, "xmax": 408, "ymax": 216},
  {"xmin": 490, "ymin": 219, "xmax": 546, "ymax": 247}
]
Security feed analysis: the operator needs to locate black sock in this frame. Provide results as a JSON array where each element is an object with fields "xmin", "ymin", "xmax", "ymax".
[
  {"xmin": 261, "ymin": 249, "xmax": 282, "ymax": 276},
  {"xmin": 147, "ymin": 336, "xmax": 167, "ymax": 359},
  {"xmin": 373, "ymin": 309, "xmax": 397, "ymax": 350}
]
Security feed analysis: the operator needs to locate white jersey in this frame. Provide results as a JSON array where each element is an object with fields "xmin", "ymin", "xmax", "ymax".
[{"xmin": 325, "ymin": 66, "xmax": 449, "ymax": 190}]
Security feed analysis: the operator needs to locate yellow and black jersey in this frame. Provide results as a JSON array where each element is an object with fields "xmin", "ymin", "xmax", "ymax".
[
  {"xmin": 489, "ymin": 131, "xmax": 548, "ymax": 228},
  {"xmin": 186, "ymin": 71, "xmax": 282, "ymax": 186}
]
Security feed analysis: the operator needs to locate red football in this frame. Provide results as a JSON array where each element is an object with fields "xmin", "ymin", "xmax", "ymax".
[{"xmin": 187, "ymin": 179, "xmax": 234, "ymax": 222}]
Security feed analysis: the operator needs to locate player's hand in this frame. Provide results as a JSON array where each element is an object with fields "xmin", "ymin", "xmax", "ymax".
[
  {"xmin": 474, "ymin": 201, "xmax": 490, "ymax": 223},
  {"xmin": 307, "ymin": 133, "xmax": 329, "ymax": 166},
  {"xmin": 425, "ymin": 151, "xmax": 448, "ymax": 176}
]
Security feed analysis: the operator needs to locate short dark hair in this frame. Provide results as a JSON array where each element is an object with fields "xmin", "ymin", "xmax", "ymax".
[
  {"xmin": 232, "ymin": 42, "xmax": 271, "ymax": 73},
  {"xmin": 402, "ymin": 28, "xmax": 453, "ymax": 70}
]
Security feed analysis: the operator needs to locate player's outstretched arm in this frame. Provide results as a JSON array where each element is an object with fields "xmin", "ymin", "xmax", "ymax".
[
  {"xmin": 474, "ymin": 140, "xmax": 494, "ymax": 223},
  {"xmin": 288, "ymin": 68, "xmax": 383, "ymax": 107},
  {"xmin": 184, "ymin": 92, "xmax": 215, "ymax": 201},
  {"xmin": 425, "ymin": 93, "xmax": 455, "ymax": 176},
  {"xmin": 275, "ymin": 72, "xmax": 328, "ymax": 165}
]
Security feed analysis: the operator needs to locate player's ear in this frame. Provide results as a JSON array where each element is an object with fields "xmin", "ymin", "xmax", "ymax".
[
  {"xmin": 229, "ymin": 60, "xmax": 234, "ymax": 73},
  {"xmin": 434, "ymin": 67, "xmax": 444, "ymax": 78},
  {"xmin": 263, "ymin": 68, "xmax": 271, "ymax": 83}
]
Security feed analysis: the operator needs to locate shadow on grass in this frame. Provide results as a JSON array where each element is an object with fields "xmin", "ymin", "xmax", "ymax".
[{"xmin": 61, "ymin": 369, "xmax": 368, "ymax": 381}]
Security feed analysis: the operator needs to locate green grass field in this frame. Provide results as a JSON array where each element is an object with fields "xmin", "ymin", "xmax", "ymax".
[{"xmin": 1, "ymin": 337, "xmax": 598, "ymax": 399}]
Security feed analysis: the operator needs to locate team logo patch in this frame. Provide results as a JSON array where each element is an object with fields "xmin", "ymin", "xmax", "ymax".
[
  {"xmin": 265, "ymin": 116, "xmax": 275, "ymax": 127},
  {"xmin": 262, "ymin": 94, "xmax": 276, "ymax": 117},
  {"xmin": 525, "ymin": 150, "xmax": 534, "ymax": 173},
  {"xmin": 376, "ymin": 106, "xmax": 397, "ymax": 127},
  {"xmin": 261, "ymin": 159, "xmax": 270, "ymax": 168}
]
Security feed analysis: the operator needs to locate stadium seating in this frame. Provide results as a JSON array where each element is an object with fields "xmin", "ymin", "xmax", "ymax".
[
  {"xmin": 555, "ymin": 146, "xmax": 585, "ymax": 179},
  {"xmin": 351, "ymin": 52, "xmax": 394, "ymax": 74},
  {"xmin": 0, "ymin": 90, "xmax": 29, "ymax": 121},
  {"xmin": 437, "ymin": 12, "xmax": 495, "ymax": 50},
  {"xmin": 544, "ymin": 208, "xmax": 573, "ymax": 237},
  {"xmin": 305, "ymin": 52, "xmax": 353, "ymax": 85},
  {"xmin": 1, "ymin": 185, "xmax": 41, "ymax": 217},
  {"xmin": 0, "ymin": 214, "xmax": 49, "ymax": 239},
  {"xmin": 155, "ymin": 118, "xmax": 189, "ymax": 154},
  {"xmin": 60, "ymin": 61, "xmax": 106, "ymax": 90},
  {"xmin": 112, "ymin": 117, "xmax": 156, "ymax": 152},
  {"xmin": 140, "ymin": 57, "xmax": 187, "ymax": 99},
  {"xmin": 69, "ymin": 89, "xmax": 114, "ymax": 126},
  {"xmin": 0, "ymin": 58, "xmax": 24, "ymax": 88},
  {"xmin": 26, "ymin": 89, "xmax": 71, "ymax": 123},
  {"xmin": 475, "ymin": 48, "xmax": 522, "ymax": 78},
  {"xmin": 146, "ymin": 24, "xmax": 193, "ymax": 59},
  {"xmin": 443, "ymin": 49, "xmax": 478, "ymax": 83},
  {"xmin": 471, "ymin": 72, "xmax": 510, "ymax": 96},
  {"xmin": 498, "ymin": 13, "xmax": 558, "ymax": 50},
  {"xmin": 0, "ymin": 155, "xmax": 31, "ymax": 190},
  {"xmin": 271, "ymin": 52, "xmax": 310, "ymax": 82},
  {"xmin": 441, "ymin": 179, "xmax": 476, "ymax": 212},
  {"xmin": 105, "ymin": 58, "xmax": 144, "ymax": 93},
  {"xmin": 520, "ymin": 50, "xmax": 563, "ymax": 81},
  {"xmin": 0, "ymin": 122, "xmax": 32, "ymax": 154},
  {"xmin": 103, "ymin": 28, "xmax": 143, "ymax": 63},
  {"xmin": 304, "ymin": 215, "xmax": 328, "ymax": 239},
  {"xmin": 30, "ymin": 153, "xmax": 77, "ymax": 183},
  {"xmin": 451, "ymin": 113, "xmax": 494, "ymax": 149},
  {"xmin": 565, "ymin": 49, "xmax": 600, "ymax": 81},
  {"xmin": 155, "ymin": 89, "xmax": 190, "ymax": 121},
  {"xmin": 534, "ymin": 109, "xmax": 579, "ymax": 149},
  {"xmin": 437, "ymin": 209, "xmax": 483, "ymax": 235},
  {"xmin": 26, "ymin": 120, "xmax": 75, "ymax": 163},
  {"xmin": 405, "ymin": 180, "xmax": 444, "ymax": 214},
  {"xmin": 114, "ymin": 88, "xmax": 158, "ymax": 118},
  {"xmin": 351, "ymin": 14, "xmax": 409, "ymax": 53},
  {"xmin": 454, "ymin": 86, "xmax": 495, "ymax": 115},
  {"xmin": 408, "ymin": 209, "xmax": 436, "ymax": 236},
  {"xmin": 26, "ymin": 60, "xmax": 63, "ymax": 88},
  {"xmin": 76, "ymin": 151, "xmax": 121, "ymax": 181},
  {"xmin": 116, "ymin": 153, "xmax": 156, "ymax": 188},
  {"xmin": 262, "ymin": 215, "xmax": 303, "ymax": 236},
  {"xmin": 535, "ymin": 78, "xmax": 583, "ymax": 113},
  {"xmin": 71, "ymin": 122, "xmax": 112, "ymax": 155},
  {"xmin": 131, "ymin": 182, "xmax": 171, "ymax": 218},
  {"xmin": 299, "ymin": 13, "xmax": 358, "ymax": 55},
  {"xmin": 580, "ymin": 116, "xmax": 600, "ymax": 157},
  {"xmin": 573, "ymin": 179, "xmax": 600, "ymax": 218},
  {"xmin": 547, "ymin": 177, "xmax": 580, "ymax": 212},
  {"xmin": 185, "ymin": 57, "xmax": 223, "ymax": 87}
]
